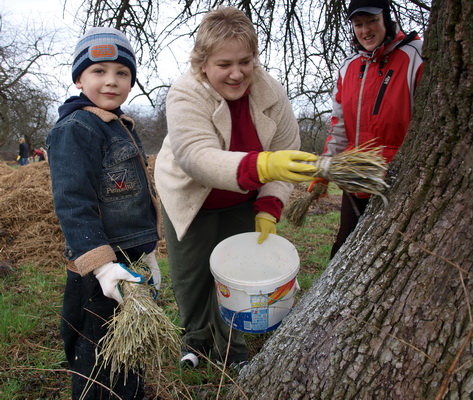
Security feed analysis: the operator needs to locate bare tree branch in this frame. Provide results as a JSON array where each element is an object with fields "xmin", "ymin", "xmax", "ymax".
[{"xmin": 65, "ymin": 0, "xmax": 430, "ymax": 127}]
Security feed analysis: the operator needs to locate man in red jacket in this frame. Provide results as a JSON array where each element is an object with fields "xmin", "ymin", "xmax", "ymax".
[{"xmin": 324, "ymin": 0, "xmax": 423, "ymax": 258}]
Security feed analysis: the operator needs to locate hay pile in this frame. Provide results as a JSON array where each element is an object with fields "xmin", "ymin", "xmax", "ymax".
[
  {"xmin": 0, "ymin": 162, "xmax": 64, "ymax": 266},
  {"xmin": 0, "ymin": 155, "xmax": 165, "ymax": 268}
]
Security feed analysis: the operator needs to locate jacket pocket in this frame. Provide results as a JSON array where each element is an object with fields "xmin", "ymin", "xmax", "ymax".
[{"xmin": 99, "ymin": 139, "xmax": 143, "ymax": 202}]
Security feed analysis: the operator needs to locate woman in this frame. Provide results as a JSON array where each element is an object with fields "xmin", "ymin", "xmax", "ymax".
[
  {"xmin": 154, "ymin": 7, "xmax": 316, "ymax": 369},
  {"xmin": 324, "ymin": 0, "xmax": 424, "ymax": 258},
  {"xmin": 18, "ymin": 137, "xmax": 30, "ymax": 166}
]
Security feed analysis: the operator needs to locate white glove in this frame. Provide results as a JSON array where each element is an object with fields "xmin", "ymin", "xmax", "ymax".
[
  {"xmin": 143, "ymin": 251, "xmax": 161, "ymax": 299},
  {"xmin": 93, "ymin": 262, "xmax": 145, "ymax": 303}
]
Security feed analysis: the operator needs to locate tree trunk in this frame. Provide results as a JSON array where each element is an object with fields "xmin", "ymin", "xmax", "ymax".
[{"xmin": 233, "ymin": 0, "xmax": 473, "ymax": 398}]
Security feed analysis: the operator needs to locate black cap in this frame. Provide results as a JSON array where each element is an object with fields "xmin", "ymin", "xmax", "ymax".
[{"xmin": 347, "ymin": 0, "xmax": 390, "ymax": 19}]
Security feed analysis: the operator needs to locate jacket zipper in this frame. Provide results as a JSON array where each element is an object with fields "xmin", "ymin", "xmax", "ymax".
[
  {"xmin": 356, "ymin": 60, "xmax": 370, "ymax": 147},
  {"xmin": 373, "ymin": 69, "xmax": 394, "ymax": 115}
]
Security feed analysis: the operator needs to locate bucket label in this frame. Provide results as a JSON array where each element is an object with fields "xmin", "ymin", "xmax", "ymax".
[
  {"xmin": 250, "ymin": 294, "xmax": 269, "ymax": 330},
  {"xmin": 216, "ymin": 282, "xmax": 230, "ymax": 298},
  {"xmin": 250, "ymin": 307, "xmax": 268, "ymax": 331},
  {"xmin": 219, "ymin": 305, "xmax": 278, "ymax": 334},
  {"xmin": 268, "ymin": 278, "xmax": 297, "ymax": 304},
  {"xmin": 214, "ymin": 277, "xmax": 298, "ymax": 334},
  {"xmin": 251, "ymin": 294, "xmax": 268, "ymax": 308}
]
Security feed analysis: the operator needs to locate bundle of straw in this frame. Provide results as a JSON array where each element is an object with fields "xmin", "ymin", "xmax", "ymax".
[
  {"xmin": 303, "ymin": 143, "xmax": 388, "ymax": 194},
  {"xmin": 283, "ymin": 180, "xmax": 328, "ymax": 227},
  {"xmin": 285, "ymin": 142, "xmax": 389, "ymax": 226},
  {"xmin": 96, "ymin": 257, "xmax": 182, "ymax": 384}
]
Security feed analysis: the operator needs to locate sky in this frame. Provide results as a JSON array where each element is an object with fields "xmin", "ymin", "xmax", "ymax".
[
  {"xmin": 1, "ymin": 0, "xmax": 73, "ymax": 24},
  {"xmin": 1, "ymin": 0, "xmax": 188, "ymax": 107}
]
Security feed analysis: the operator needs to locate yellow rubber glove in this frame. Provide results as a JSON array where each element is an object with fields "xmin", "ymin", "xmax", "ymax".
[
  {"xmin": 255, "ymin": 212, "xmax": 277, "ymax": 244},
  {"xmin": 257, "ymin": 150, "xmax": 318, "ymax": 184}
]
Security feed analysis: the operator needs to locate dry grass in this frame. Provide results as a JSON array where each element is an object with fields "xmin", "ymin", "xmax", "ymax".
[
  {"xmin": 320, "ymin": 145, "xmax": 388, "ymax": 195},
  {"xmin": 304, "ymin": 143, "xmax": 389, "ymax": 196},
  {"xmin": 0, "ymin": 162, "xmax": 64, "ymax": 267}
]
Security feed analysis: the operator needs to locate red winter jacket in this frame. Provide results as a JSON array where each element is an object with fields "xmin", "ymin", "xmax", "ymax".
[{"xmin": 324, "ymin": 30, "xmax": 423, "ymax": 167}]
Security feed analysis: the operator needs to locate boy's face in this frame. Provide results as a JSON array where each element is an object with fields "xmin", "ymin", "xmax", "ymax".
[{"xmin": 75, "ymin": 62, "xmax": 132, "ymax": 110}]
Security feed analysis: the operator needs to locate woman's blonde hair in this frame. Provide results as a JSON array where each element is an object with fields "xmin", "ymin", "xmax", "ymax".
[{"xmin": 190, "ymin": 7, "xmax": 259, "ymax": 81}]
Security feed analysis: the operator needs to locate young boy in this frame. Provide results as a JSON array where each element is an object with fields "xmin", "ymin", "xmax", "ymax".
[{"xmin": 47, "ymin": 27, "xmax": 160, "ymax": 399}]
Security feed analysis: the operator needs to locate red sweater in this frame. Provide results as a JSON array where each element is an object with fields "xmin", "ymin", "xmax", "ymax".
[{"xmin": 202, "ymin": 91, "xmax": 283, "ymax": 220}]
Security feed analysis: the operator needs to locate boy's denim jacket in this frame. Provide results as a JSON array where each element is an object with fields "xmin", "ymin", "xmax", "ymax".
[{"xmin": 47, "ymin": 107, "xmax": 159, "ymax": 276}]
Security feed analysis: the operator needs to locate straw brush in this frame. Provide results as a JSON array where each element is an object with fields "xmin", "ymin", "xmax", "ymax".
[
  {"xmin": 96, "ymin": 255, "xmax": 182, "ymax": 384},
  {"xmin": 285, "ymin": 143, "xmax": 389, "ymax": 226}
]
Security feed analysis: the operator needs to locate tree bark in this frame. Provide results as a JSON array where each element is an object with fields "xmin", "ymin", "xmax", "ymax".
[{"xmin": 233, "ymin": 0, "xmax": 473, "ymax": 398}]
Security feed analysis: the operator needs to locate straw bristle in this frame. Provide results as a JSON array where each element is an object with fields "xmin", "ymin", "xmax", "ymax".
[
  {"xmin": 284, "ymin": 182, "xmax": 328, "ymax": 226},
  {"xmin": 96, "ymin": 258, "xmax": 182, "ymax": 384}
]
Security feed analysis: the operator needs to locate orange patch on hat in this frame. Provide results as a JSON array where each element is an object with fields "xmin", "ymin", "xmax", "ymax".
[{"xmin": 90, "ymin": 44, "xmax": 117, "ymax": 59}]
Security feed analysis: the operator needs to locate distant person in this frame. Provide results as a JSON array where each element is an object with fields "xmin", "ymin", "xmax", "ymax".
[
  {"xmin": 323, "ymin": 0, "xmax": 423, "ymax": 259},
  {"xmin": 46, "ymin": 27, "xmax": 160, "ymax": 399},
  {"xmin": 154, "ymin": 6, "xmax": 318, "ymax": 371},
  {"xmin": 18, "ymin": 137, "xmax": 29, "ymax": 166},
  {"xmin": 32, "ymin": 148, "xmax": 46, "ymax": 161}
]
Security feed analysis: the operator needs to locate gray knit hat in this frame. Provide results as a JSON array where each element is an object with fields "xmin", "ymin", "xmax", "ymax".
[{"xmin": 72, "ymin": 27, "xmax": 137, "ymax": 86}]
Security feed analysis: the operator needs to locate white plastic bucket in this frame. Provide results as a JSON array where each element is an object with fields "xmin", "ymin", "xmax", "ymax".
[{"xmin": 210, "ymin": 232, "xmax": 300, "ymax": 334}]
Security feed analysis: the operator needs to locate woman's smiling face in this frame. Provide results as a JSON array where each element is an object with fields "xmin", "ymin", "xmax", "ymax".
[
  {"xmin": 351, "ymin": 12, "xmax": 387, "ymax": 52},
  {"xmin": 202, "ymin": 38, "xmax": 255, "ymax": 101}
]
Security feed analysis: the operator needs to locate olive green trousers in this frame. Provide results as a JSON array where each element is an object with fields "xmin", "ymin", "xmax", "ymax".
[{"xmin": 162, "ymin": 201, "xmax": 255, "ymax": 364}]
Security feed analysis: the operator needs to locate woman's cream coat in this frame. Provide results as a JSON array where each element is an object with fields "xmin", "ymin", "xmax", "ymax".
[{"xmin": 154, "ymin": 69, "xmax": 300, "ymax": 240}]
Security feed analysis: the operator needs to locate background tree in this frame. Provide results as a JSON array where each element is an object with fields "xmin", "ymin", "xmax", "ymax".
[
  {"xmin": 298, "ymin": 115, "xmax": 330, "ymax": 154},
  {"xmin": 70, "ymin": 0, "xmax": 431, "ymax": 131},
  {"xmin": 125, "ymin": 87, "xmax": 169, "ymax": 154},
  {"xmin": 230, "ymin": 0, "xmax": 473, "ymax": 397},
  {"xmin": 0, "ymin": 15, "xmax": 61, "ymax": 150}
]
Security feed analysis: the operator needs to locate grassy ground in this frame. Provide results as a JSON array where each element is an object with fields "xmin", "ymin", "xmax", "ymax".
[{"xmin": 0, "ymin": 185, "xmax": 341, "ymax": 399}]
